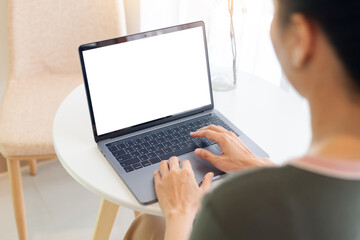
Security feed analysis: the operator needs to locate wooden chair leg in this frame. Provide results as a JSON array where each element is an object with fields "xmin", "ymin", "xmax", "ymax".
[
  {"xmin": 92, "ymin": 198, "xmax": 119, "ymax": 240},
  {"xmin": 134, "ymin": 211, "xmax": 141, "ymax": 218},
  {"xmin": 28, "ymin": 159, "xmax": 37, "ymax": 175},
  {"xmin": 7, "ymin": 159, "xmax": 28, "ymax": 240}
]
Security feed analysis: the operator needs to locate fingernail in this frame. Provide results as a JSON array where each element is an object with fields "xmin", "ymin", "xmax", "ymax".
[
  {"xmin": 210, "ymin": 172, "xmax": 214, "ymax": 177},
  {"xmin": 195, "ymin": 148, "xmax": 201, "ymax": 154}
]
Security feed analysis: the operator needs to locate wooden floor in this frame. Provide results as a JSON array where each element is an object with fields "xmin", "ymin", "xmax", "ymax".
[{"xmin": 0, "ymin": 160, "xmax": 135, "ymax": 240}]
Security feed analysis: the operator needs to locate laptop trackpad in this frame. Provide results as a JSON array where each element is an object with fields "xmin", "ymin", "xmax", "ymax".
[
  {"xmin": 121, "ymin": 145, "xmax": 224, "ymax": 204},
  {"xmin": 178, "ymin": 145, "xmax": 224, "ymax": 184}
]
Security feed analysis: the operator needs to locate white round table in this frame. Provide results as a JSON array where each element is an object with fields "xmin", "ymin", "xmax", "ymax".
[{"xmin": 53, "ymin": 72, "xmax": 311, "ymax": 239}]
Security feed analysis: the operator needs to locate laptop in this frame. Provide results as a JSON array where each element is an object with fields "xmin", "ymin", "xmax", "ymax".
[{"xmin": 78, "ymin": 21, "xmax": 269, "ymax": 204}]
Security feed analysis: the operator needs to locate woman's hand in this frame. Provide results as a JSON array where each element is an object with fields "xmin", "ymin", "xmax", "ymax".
[
  {"xmin": 191, "ymin": 125, "xmax": 275, "ymax": 172},
  {"xmin": 154, "ymin": 157, "xmax": 214, "ymax": 240}
]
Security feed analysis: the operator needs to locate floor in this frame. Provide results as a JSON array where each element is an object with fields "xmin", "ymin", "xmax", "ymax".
[{"xmin": 0, "ymin": 160, "xmax": 135, "ymax": 240}]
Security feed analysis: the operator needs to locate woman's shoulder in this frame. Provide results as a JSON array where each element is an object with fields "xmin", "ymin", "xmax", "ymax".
[
  {"xmin": 196, "ymin": 162, "xmax": 360, "ymax": 239},
  {"xmin": 203, "ymin": 162, "xmax": 360, "ymax": 220}
]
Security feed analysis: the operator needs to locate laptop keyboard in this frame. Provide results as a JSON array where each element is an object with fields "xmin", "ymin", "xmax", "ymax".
[{"xmin": 105, "ymin": 114, "xmax": 237, "ymax": 173}]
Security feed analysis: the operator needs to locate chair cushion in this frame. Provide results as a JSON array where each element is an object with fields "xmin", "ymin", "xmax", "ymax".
[{"xmin": 0, "ymin": 74, "xmax": 82, "ymax": 157}]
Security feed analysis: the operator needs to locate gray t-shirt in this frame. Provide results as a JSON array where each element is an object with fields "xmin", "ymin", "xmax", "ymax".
[{"xmin": 190, "ymin": 165, "xmax": 360, "ymax": 240}]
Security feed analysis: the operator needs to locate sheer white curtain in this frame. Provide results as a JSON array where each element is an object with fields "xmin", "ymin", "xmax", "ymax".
[{"xmin": 139, "ymin": 0, "xmax": 284, "ymax": 88}]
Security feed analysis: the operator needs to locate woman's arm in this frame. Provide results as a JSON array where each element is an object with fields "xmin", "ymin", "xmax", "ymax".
[{"xmin": 154, "ymin": 157, "xmax": 214, "ymax": 240}]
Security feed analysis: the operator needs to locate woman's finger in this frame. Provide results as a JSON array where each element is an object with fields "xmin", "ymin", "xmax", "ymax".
[
  {"xmin": 169, "ymin": 156, "xmax": 180, "ymax": 171},
  {"xmin": 205, "ymin": 125, "xmax": 229, "ymax": 134},
  {"xmin": 153, "ymin": 170, "xmax": 161, "ymax": 185},
  {"xmin": 196, "ymin": 124, "xmax": 222, "ymax": 133},
  {"xmin": 159, "ymin": 160, "xmax": 169, "ymax": 177},
  {"xmin": 190, "ymin": 129, "xmax": 224, "ymax": 144},
  {"xmin": 194, "ymin": 148, "xmax": 221, "ymax": 166},
  {"xmin": 200, "ymin": 172, "xmax": 214, "ymax": 192},
  {"xmin": 181, "ymin": 159, "xmax": 193, "ymax": 170},
  {"xmin": 203, "ymin": 125, "xmax": 237, "ymax": 138}
]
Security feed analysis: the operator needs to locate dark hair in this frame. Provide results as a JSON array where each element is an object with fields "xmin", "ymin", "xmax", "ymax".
[{"xmin": 279, "ymin": 0, "xmax": 360, "ymax": 93}]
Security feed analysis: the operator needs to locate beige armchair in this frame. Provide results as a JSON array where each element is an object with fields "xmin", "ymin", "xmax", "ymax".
[{"xmin": 0, "ymin": 1, "xmax": 126, "ymax": 239}]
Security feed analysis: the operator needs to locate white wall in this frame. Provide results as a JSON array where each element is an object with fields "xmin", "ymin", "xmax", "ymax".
[
  {"xmin": 124, "ymin": 0, "xmax": 140, "ymax": 34},
  {"xmin": 139, "ymin": 0, "xmax": 283, "ymax": 87},
  {"xmin": 139, "ymin": 0, "xmax": 180, "ymax": 32},
  {"xmin": 0, "ymin": 0, "xmax": 9, "ymax": 102}
]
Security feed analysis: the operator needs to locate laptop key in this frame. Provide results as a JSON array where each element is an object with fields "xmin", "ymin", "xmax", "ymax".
[
  {"xmin": 116, "ymin": 143, "xmax": 126, "ymax": 149},
  {"xmin": 163, "ymin": 148, "xmax": 172, "ymax": 154},
  {"xmin": 120, "ymin": 157, "xmax": 140, "ymax": 167},
  {"xmin": 135, "ymin": 139, "xmax": 143, "ymax": 144},
  {"xmin": 141, "ymin": 161, "xmax": 151, "ymax": 167},
  {"xmin": 179, "ymin": 125, "xmax": 187, "ymax": 130},
  {"xmin": 184, "ymin": 135, "xmax": 192, "ymax": 141},
  {"xmin": 149, "ymin": 157, "xmax": 161, "ymax": 164},
  {"xmin": 124, "ymin": 166, "xmax": 134, "ymax": 172},
  {"xmin": 172, "ymin": 127, "xmax": 181, "ymax": 133},
  {"xmin": 132, "ymin": 163, "xmax": 143, "ymax": 170},
  {"xmin": 186, "ymin": 140, "xmax": 198, "ymax": 148},
  {"xmin": 141, "ymin": 142, "xmax": 151, "ymax": 148},
  {"xmin": 139, "ymin": 149, "xmax": 149, "ymax": 155},
  {"xmin": 178, "ymin": 137, "xmax": 186, "ymax": 142},
  {"xmin": 188, "ymin": 128, "xmax": 197, "ymax": 132},
  {"xmin": 139, "ymin": 155, "xmax": 149, "ymax": 161},
  {"xmin": 179, "ymin": 131, "xmax": 188, "ymax": 136},
  {"xmin": 165, "ymin": 130, "xmax": 173, "ymax": 135},
  {"xmin": 164, "ymin": 135, "xmax": 173, "ymax": 141},
  {"xmin": 141, "ymin": 136, "xmax": 151, "ymax": 142},
  {"xmin": 149, "ymin": 140, "xmax": 158, "ymax": 145},
  {"xmin": 147, "ymin": 146, "xmax": 156, "ymax": 152},
  {"xmin": 112, "ymin": 149, "xmax": 126, "ymax": 156},
  {"xmin": 179, "ymin": 143, "xmax": 188, "ymax": 149},
  {"xmin": 147, "ymin": 152, "xmax": 157, "ymax": 158},
  {"xmin": 194, "ymin": 121, "xmax": 202, "ymax": 126},
  {"xmin": 116, "ymin": 154, "xmax": 132, "ymax": 161},
  {"xmin": 155, "ymin": 144, "xmax": 164, "ymax": 150},
  {"xmin": 157, "ymin": 132, "xmax": 166, "ymax": 138},
  {"xmin": 172, "ymin": 133, "xmax": 181, "ymax": 138},
  {"xmin": 157, "ymin": 138, "xmax": 166, "ymax": 143},
  {"xmin": 155, "ymin": 150, "xmax": 165, "ymax": 156},
  {"xmin": 170, "ymin": 145, "xmax": 181, "ymax": 151},
  {"xmin": 150, "ymin": 134, "xmax": 159, "ymax": 139},
  {"xmin": 131, "ymin": 151, "xmax": 141, "ymax": 157},
  {"xmin": 201, "ymin": 119, "xmax": 210, "ymax": 124},
  {"xmin": 125, "ymin": 140, "xmax": 135, "ymax": 147},
  {"xmin": 133, "ymin": 145, "xmax": 143, "ymax": 150},
  {"xmin": 108, "ymin": 146, "xmax": 118, "ymax": 152},
  {"xmin": 163, "ymin": 142, "xmax": 172, "ymax": 148},
  {"xmin": 124, "ymin": 147, "xmax": 135, "ymax": 153},
  {"xmin": 171, "ymin": 139, "xmax": 180, "ymax": 145}
]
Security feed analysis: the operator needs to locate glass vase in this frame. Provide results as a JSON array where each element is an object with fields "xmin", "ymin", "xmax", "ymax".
[{"xmin": 207, "ymin": 0, "xmax": 246, "ymax": 91}]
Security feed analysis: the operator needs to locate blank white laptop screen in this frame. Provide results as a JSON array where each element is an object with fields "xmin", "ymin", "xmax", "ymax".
[{"xmin": 83, "ymin": 26, "xmax": 212, "ymax": 136}]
